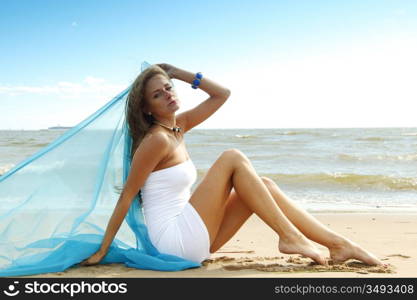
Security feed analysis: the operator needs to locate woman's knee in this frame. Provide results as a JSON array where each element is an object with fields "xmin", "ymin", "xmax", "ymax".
[
  {"xmin": 260, "ymin": 176, "xmax": 276, "ymax": 188},
  {"xmin": 220, "ymin": 148, "xmax": 249, "ymax": 164}
]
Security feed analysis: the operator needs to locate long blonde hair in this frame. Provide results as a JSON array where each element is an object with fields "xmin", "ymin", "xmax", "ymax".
[{"xmin": 125, "ymin": 65, "xmax": 171, "ymax": 160}]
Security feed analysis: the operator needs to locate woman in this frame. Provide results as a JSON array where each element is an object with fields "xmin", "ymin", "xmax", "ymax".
[{"xmin": 81, "ymin": 63, "xmax": 382, "ymax": 267}]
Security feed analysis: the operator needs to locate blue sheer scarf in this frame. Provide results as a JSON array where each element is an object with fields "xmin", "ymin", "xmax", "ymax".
[{"xmin": 0, "ymin": 63, "xmax": 200, "ymax": 277}]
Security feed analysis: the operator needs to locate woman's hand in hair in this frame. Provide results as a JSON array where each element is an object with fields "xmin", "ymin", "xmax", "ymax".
[{"xmin": 156, "ymin": 63, "xmax": 178, "ymax": 79}]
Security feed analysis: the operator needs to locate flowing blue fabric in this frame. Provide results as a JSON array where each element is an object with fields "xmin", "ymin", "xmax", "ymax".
[{"xmin": 0, "ymin": 62, "xmax": 200, "ymax": 276}]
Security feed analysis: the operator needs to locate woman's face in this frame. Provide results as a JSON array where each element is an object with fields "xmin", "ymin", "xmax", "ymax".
[{"xmin": 144, "ymin": 74, "xmax": 179, "ymax": 116}]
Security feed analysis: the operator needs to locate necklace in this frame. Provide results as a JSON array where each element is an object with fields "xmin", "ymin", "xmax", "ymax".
[{"xmin": 153, "ymin": 120, "xmax": 181, "ymax": 133}]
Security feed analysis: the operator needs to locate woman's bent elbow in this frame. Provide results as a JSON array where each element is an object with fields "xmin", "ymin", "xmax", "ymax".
[{"xmin": 223, "ymin": 88, "xmax": 231, "ymax": 99}]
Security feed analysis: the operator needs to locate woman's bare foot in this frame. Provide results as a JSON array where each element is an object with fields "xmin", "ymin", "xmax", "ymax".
[
  {"xmin": 279, "ymin": 234, "xmax": 327, "ymax": 265},
  {"xmin": 329, "ymin": 239, "xmax": 382, "ymax": 266}
]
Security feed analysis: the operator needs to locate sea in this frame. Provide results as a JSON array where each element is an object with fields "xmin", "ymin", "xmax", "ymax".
[{"xmin": 1, "ymin": 128, "xmax": 416, "ymax": 213}]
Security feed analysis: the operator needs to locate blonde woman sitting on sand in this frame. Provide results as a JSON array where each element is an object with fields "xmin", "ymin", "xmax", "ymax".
[{"xmin": 81, "ymin": 63, "xmax": 383, "ymax": 267}]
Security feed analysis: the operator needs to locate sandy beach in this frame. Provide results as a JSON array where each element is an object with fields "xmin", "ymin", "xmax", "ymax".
[{"xmin": 24, "ymin": 213, "xmax": 417, "ymax": 278}]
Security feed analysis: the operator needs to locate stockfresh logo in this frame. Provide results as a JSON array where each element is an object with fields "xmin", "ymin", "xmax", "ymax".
[{"xmin": 3, "ymin": 281, "xmax": 20, "ymax": 297}]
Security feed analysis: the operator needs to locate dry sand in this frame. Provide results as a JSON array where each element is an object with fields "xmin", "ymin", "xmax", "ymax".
[{"xmin": 27, "ymin": 213, "xmax": 417, "ymax": 278}]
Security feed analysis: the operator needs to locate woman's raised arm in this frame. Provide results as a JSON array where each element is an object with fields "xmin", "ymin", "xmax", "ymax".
[{"xmin": 158, "ymin": 63, "xmax": 231, "ymax": 133}]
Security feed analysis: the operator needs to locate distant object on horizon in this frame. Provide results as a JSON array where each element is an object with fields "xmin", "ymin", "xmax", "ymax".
[{"xmin": 47, "ymin": 126, "xmax": 73, "ymax": 130}]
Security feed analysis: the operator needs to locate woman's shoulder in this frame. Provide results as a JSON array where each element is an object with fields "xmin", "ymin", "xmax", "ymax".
[
  {"xmin": 134, "ymin": 130, "xmax": 171, "ymax": 163},
  {"xmin": 143, "ymin": 128, "xmax": 171, "ymax": 145}
]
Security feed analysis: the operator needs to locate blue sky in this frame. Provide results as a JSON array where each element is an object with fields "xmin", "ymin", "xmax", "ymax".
[{"xmin": 1, "ymin": 0, "xmax": 416, "ymax": 129}]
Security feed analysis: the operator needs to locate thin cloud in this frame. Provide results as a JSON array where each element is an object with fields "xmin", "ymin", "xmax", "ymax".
[
  {"xmin": 0, "ymin": 77, "xmax": 126, "ymax": 100},
  {"xmin": 71, "ymin": 21, "xmax": 78, "ymax": 27},
  {"xmin": 393, "ymin": 9, "xmax": 406, "ymax": 16}
]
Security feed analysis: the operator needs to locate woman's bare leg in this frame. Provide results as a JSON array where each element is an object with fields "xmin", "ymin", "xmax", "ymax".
[
  {"xmin": 208, "ymin": 188, "xmax": 252, "ymax": 253},
  {"xmin": 209, "ymin": 176, "xmax": 382, "ymax": 265},
  {"xmin": 189, "ymin": 149, "xmax": 327, "ymax": 265},
  {"xmin": 261, "ymin": 177, "xmax": 382, "ymax": 265}
]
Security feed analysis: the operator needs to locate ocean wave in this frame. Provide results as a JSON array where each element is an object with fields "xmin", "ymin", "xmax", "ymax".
[
  {"xmin": 234, "ymin": 134, "xmax": 255, "ymax": 139},
  {"xmin": 338, "ymin": 154, "xmax": 361, "ymax": 161},
  {"xmin": 32, "ymin": 143, "xmax": 50, "ymax": 147},
  {"xmin": 338, "ymin": 153, "xmax": 417, "ymax": 162},
  {"xmin": 356, "ymin": 137, "xmax": 385, "ymax": 142},
  {"xmin": 7, "ymin": 141, "xmax": 27, "ymax": 146},
  {"xmin": 261, "ymin": 172, "xmax": 417, "ymax": 191},
  {"xmin": 194, "ymin": 168, "xmax": 417, "ymax": 191},
  {"xmin": 276, "ymin": 130, "xmax": 320, "ymax": 136},
  {"xmin": 401, "ymin": 132, "xmax": 417, "ymax": 136},
  {"xmin": 0, "ymin": 164, "xmax": 15, "ymax": 176},
  {"xmin": 248, "ymin": 154, "xmax": 281, "ymax": 160},
  {"xmin": 8, "ymin": 161, "xmax": 66, "ymax": 175}
]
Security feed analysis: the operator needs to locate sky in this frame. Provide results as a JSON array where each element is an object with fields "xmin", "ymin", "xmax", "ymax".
[{"xmin": 1, "ymin": 0, "xmax": 416, "ymax": 130}]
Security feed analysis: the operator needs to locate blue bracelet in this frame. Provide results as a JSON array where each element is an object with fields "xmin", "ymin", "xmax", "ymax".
[{"xmin": 191, "ymin": 72, "xmax": 203, "ymax": 89}]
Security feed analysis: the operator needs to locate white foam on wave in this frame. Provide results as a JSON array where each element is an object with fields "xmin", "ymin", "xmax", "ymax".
[
  {"xmin": 1, "ymin": 161, "xmax": 67, "ymax": 176},
  {"xmin": 0, "ymin": 163, "xmax": 15, "ymax": 176}
]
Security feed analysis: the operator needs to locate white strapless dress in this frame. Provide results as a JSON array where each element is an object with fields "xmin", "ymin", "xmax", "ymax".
[{"xmin": 141, "ymin": 159, "xmax": 210, "ymax": 263}]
